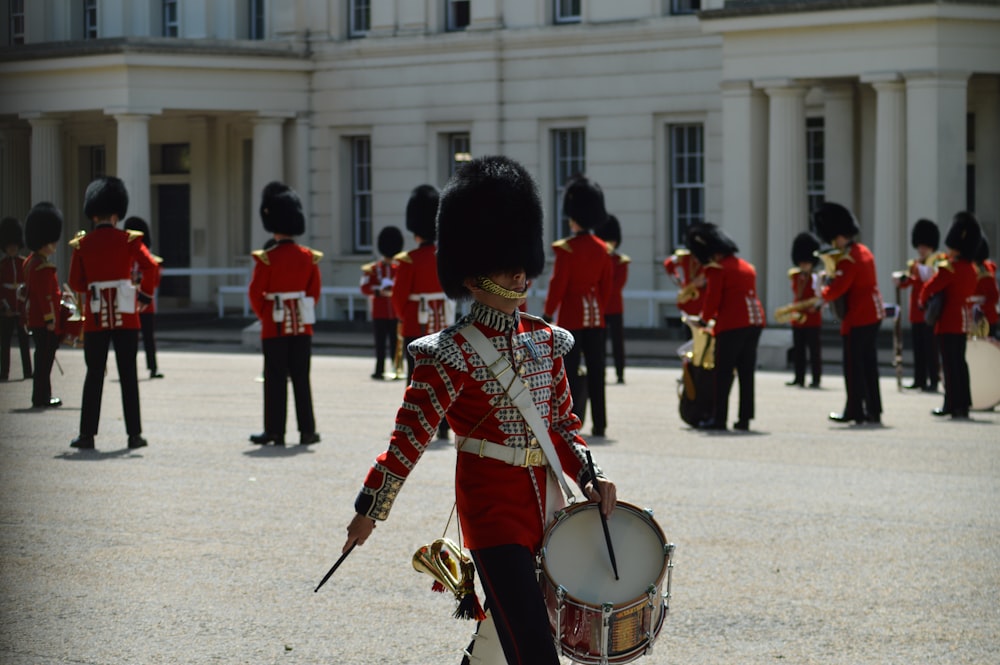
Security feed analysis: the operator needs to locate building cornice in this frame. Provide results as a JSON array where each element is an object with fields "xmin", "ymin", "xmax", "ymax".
[{"xmin": 0, "ymin": 36, "xmax": 309, "ymax": 64}]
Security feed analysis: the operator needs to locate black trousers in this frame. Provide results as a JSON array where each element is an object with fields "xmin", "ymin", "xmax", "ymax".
[
  {"xmin": 371, "ymin": 317, "xmax": 396, "ymax": 376},
  {"xmin": 840, "ymin": 322, "xmax": 882, "ymax": 421},
  {"xmin": 937, "ymin": 333, "xmax": 970, "ymax": 415},
  {"xmin": 464, "ymin": 544, "xmax": 560, "ymax": 665},
  {"xmin": 1, "ymin": 315, "xmax": 31, "ymax": 379},
  {"xmin": 605, "ymin": 313, "xmax": 625, "ymax": 382},
  {"xmin": 28, "ymin": 327, "xmax": 58, "ymax": 406},
  {"xmin": 565, "ymin": 327, "xmax": 607, "ymax": 433},
  {"xmin": 80, "ymin": 329, "xmax": 141, "ymax": 436},
  {"xmin": 138, "ymin": 311, "xmax": 159, "ymax": 373},
  {"xmin": 713, "ymin": 326, "xmax": 761, "ymax": 425},
  {"xmin": 909, "ymin": 321, "xmax": 939, "ymax": 389},
  {"xmin": 262, "ymin": 335, "xmax": 315, "ymax": 437},
  {"xmin": 790, "ymin": 326, "xmax": 821, "ymax": 386}
]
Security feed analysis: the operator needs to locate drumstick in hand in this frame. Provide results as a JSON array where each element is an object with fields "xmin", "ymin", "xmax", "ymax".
[
  {"xmin": 314, "ymin": 542, "xmax": 356, "ymax": 592},
  {"xmin": 585, "ymin": 449, "xmax": 618, "ymax": 581}
]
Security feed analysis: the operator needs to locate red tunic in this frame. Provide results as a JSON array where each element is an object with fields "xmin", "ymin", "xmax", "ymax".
[
  {"xmin": 68, "ymin": 225, "xmax": 159, "ymax": 332},
  {"xmin": 974, "ymin": 260, "xmax": 998, "ymax": 326},
  {"xmin": 248, "ymin": 240, "xmax": 322, "ymax": 339},
  {"xmin": 23, "ymin": 253, "xmax": 60, "ymax": 329},
  {"xmin": 663, "ymin": 249, "xmax": 705, "ymax": 316},
  {"xmin": 360, "ymin": 258, "xmax": 397, "ymax": 320},
  {"xmin": 919, "ymin": 258, "xmax": 978, "ymax": 335},
  {"xmin": 605, "ymin": 250, "xmax": 630, "ymax": 317},
  {"xmin": 131, "ymin": 254, "xmax": 163, "ymax": 314},
  {"xmin": 356, "ymin": 303, "xmax": 593, "ymax": 551},
  {"xmin": 789, "ymin": 268, "xmax": 822, "ymax": 328},
  {"xmin": 700, "ymin": 255, "xmax": 765, "ymax": 333},
  {"xmin": 1, "ymin": 253, "xmax": 26, "ymax": 319},
  {"xmin": 821, "ymin": 242, "xmax": 885, "ymax": 335},
  {"xmin": 544, "ymin": 232, "xmax": 613, "ymax": 329},
  {"xmin": 899, "ymin": 257, "xmax": 940, "ymax": 324},
  {"xmin": 392, "ymin": 243, "xmax": 447, "ymax": 338}
]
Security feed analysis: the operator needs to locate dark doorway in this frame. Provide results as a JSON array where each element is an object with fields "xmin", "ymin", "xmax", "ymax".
[{"xmin": 156, "ymin": 184, "xmax": 191, "ymax": 301}]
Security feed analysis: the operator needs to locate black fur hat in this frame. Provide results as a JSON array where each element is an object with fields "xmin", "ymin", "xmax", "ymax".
[
  {"xmin": 124, "ymin": 216, "xmax": 152, "ymax": 248},
  {"xmin": 910, "ymin": 218, "xmax": 939, "ymax": 250},
  {"xmin": 0, "ymin": 216, "xmax": 23, "ymax": 249},
  {"xmin": 24, "ymin": 202, "xmax": 63, "ymax": 252},
  {"xmin": 377, "ymin": 225, "xmax": 404, "ymax": 258},
  {"xmin": 944, "ymin": 211, "xmax": 982, "ymax": 260},
  {"xmin": 595, "ymin": 214, "xmax": 622, "ymax": 248},
  {"xmin": 791, "ymin": 231, "xmax": 821, "ymax": 266},
  {"xmin": 562, "ymin": 175, "xmax": 607, "ymax": 230},
  {"xmin": 686, "ymin": 222, "xmax": 739, "ymax": 265},
  {"xmin": 812, "ymin": 202, "xmax": 859, "ymax": 244},
  {"xmin": 260, "ymin": 181, "xmax": 305, "ymax": 236},
  {"xmin": 83, "ymin": 176, "xmax": 129, "ymax": 221},
  {"xmin": 406, "ymin": 185, "xmax": 440, "ymax": 241},
  {"xmin": 436, "ymin": 155, "xmax": 545, "ymax": 300},
  {"xmin": 973, "ymin": 237, "xmax": 990, "ymax": 264}
]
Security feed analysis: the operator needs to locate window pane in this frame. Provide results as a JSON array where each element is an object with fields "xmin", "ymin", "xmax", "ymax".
[
  {"xmin": 350, "ymin": 0, "xmax": 370, "ymax": 37},
  {"xmin": 352, "ymin": 137, "xmax": 373, "ymax": 253},
  {"xmin": 552, "ymin": 128, "xmax": 586, "ymax": 239},
  {"xmin": 669, "ymin": 124, "xmax": 704, "ymax": 250}
]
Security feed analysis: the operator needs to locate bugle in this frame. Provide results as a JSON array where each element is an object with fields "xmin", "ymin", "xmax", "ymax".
[
  {"xmin": 814, "ymin": 248, "xmax": 849, "ymax": 321},
  {"xmin": 773, "ymin": 296, "xmax": 822, "ymax": 325}
]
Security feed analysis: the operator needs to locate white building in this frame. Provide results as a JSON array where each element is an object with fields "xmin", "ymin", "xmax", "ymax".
[{"xmin": 2, "ymin": 0, "xmax": 998, "ymax": 325}]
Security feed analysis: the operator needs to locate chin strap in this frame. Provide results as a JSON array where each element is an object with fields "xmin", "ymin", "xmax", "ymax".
[{"xmin": 476, "ymin": 276, "xmax": 524, "ymax": 301}]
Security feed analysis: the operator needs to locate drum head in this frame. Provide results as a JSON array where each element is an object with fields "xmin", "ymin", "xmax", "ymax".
[
  {"xmin": 968, "ymin": 338, "xmax": 1000, "ymax": 411},
  {"xmin": 542, "ymin": 502, "xmax": 666, "ymax": 605}
]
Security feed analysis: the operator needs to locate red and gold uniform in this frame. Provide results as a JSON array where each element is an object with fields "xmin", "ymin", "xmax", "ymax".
[
  {"xmin": 973, "ymin": 259, "xmax": 998, "ymax": 335},
  {"xmin": 23, "ymin": 252, "xmax": 60, "ymax": 405},
  {"xmin": 1, "ymin": 250, "xmax": 31, "ymax": 380},
  {"xmin": 361, "ymin": 256, "xmax": 398, "ymax": 379},
  {"xmin": 787, "ymin": 267, "xmax": 822, "ymax": 387},
  {"xmin": 663, "ymin": 249, "xmax": 705, "ymax": 316},
  {"xmin": 392, "ymin": 242, "xmax": 448, "ymax": 339},
  {"xmin": 132, "ymin": 251, "xmax": 164, "ymax": 376},
  {"xmin": 898, "ymin": 253, "xmax": 943, "ymax": 390}
]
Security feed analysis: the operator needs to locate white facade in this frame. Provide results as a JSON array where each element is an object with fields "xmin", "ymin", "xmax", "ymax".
[{"xmin": 1, "ymin": 0, "xmax": 998, "ymax": 324}]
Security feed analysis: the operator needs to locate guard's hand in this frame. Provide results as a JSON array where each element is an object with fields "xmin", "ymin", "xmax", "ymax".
[
  {"xmin": 585, "ymin": 477, "xmax": 617, "ymax": 519},
  {"xmin": 343, "ymin": 513, "xmax": 376, "ymax": 553}
]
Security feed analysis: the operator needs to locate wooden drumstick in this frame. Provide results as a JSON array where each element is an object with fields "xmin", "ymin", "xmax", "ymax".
[
  {"xmin": 585, "ymin": 449, "xmax": 618, "ymax": 581},
  {"xmin": 314, "ymin": 542, "xmax": 356, "ymax": 593}
]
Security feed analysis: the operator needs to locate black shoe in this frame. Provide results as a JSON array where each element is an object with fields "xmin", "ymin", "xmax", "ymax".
[
  {"xmin": 922, "ymin": 385, "xmax": 938, "ymax": 393},
  {"xmin": 697, "ymin": 419, "xmax": 726, "ymax": 430},
  {"xmin": 370, "ymin": 373, "xmax": 385, "ymax": 380},
  {"xmin": 733, "ymin": 420, "xmax": 749, "ymax": 431},
  {"xmin": 127, "ymin": 435, "xmax": 148, "ymax": 449},
  {"xmin": 616, "ymin": 376, "xmax": 624, "ymax": 385},
  {"xmin": 866, "ymin": 416, "xmax": 882, "ymax": 426},
  {"xmin": 299, "ymin": 432, "xmax": 321, "ymax": 445},
  {"xmin": 47, "ymin": 397, "xmax": 62, "ymax": 407},
  {"xmin": 931, "ymin": 408, "xmax": 951, "ymax": 417},
  {"xmin": 591, "ymin": 428, "xmax": 605, "ymax": 438},
  {"xmin": 809, "ymin": 382, "xmax": 821, "ymax": 389},
  {"xmin": 904, "ymin": 383, "xmax": 923, "ymax": 391},
  {"xmin": 828, "ymin": 412, "xmax": 859, "ymax": 424},
  {"xmin": 785, "ymin": 380, "xmax": 804, "ymax": 387},
  {"xmin": 149, "ymin": 371, "xmax": 164, "ymax": 379},
  {"xmin": 437, "ymin": 424, "xmax": 450, "ymax": 440},
  {"xmin": 70, "ymin": 435, "xmax": 95, "ymax": 449},
  {"xmin": 249, "ymin": 432, "xmax": 284, "ymax": 446}
]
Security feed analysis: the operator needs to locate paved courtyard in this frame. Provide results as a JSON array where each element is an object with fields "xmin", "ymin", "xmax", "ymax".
[{"xmin": 1, "ymin": 338, "xmax": 997, "ymax": 664}]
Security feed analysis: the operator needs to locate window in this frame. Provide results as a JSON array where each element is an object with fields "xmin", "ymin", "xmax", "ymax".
[
  {"xmin": 349, "ymin": 0, "xmax": 370, "ymax": 38},
  {"xmin": 447, "ymin": 1, "xmax": 470, "ymax": 31},
  {"xmin": 554, "ymin": 0, "xmax": 581, "ymax": 24},
  {"xmin": 249, "ymin": 0, "xmax": 265, "ymax": 40},
  {"xmin": 448, "ymin": 133, "xmax": 471, "ymax": 178},
  {"xmin": 552, "ymin": 128, "xmax": 586, "ymax": 239},
  {"xmin": 351, "ymin": 136, "xmax": 373, "ymax": 253},
  {"xmin": 806, "ymin": 117, "xmax": 825, "ymax": 214},
  {"xmin": 86, "ymin": 145, "xmax": 106, "ymax": 181},
  {"xmin": 9, "ymin": 0, "xmax": 24, "ymax": 45},
  {"xmin": 669, "ymin": 124, "xmax": 704, "ymax": 250},
  {"xmin": 669, "ymin": 0, "xmax": 701, "ymax": 16},
  {"xmin": 84, "ymin": 0, "xmax": 98, "ymax": 39},
  {"xmin": 163, "ymin": 0, "xmax": 179, "ymax": 37},
  {"xmin": 160, "ymin": 144, "xmax": 191, "ymax": 174}
]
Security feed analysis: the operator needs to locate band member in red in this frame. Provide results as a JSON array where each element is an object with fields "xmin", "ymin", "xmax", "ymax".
[
  {"xmin": 687, "ymin": 222, "xmax": 765, "ymax": 431},
  {"xmin": 360, "ymin": 225, "xmax": 403, "ymax": 380},
  {"xmin": 0, "ymin": 216, "xmax": 32, "ymax": 381},
  {"xmin": 920, "ymin": 212, "xmax": 982, "ymax": 420},
  {"xmin": 595, "ymin": 214, "xmax": 629, "ymax": 384},
  {"xmin": 786, "ymin": 231, "xmax": 822, "ymax": 388},
  {"xmin": 972, "ymin": 238, "xmax": 998, "ymax": 339},
  {"xmin": 124, "ymin": 217, "xmax": 164, "ymax": 379},
  {"xmin": 543, "ymin": 175, "xmax": 613, "ymax": 437},
  {"xmin": 248, "ymin": 182, "xmax": 322, "ymax": 447},
  {"xmin": 69, "ymin": 177, "xmax": 159, "ymax": 450},
  {"xmin": 664, "ymin": 247, "xmax": 706, "ymax": 323},
  {"xmin": 814, "ymin": 202, "xmax": 885, "ymax": 426},
  {"xmin": 342, "ymin": 155, "xmax": 617, "ymax": 665},
  {"xmin": 22, "ymin": 203, "xmax": 63, "ymax": 408},
  {"xmin": 893, "ymin": 218, "xmax": 941, "ymax": 391}
]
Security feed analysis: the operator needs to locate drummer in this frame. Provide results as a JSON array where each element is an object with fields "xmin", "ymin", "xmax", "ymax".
[{"xmin": 341, "ymin": 155, "xmax": 617, "ymax": 665}]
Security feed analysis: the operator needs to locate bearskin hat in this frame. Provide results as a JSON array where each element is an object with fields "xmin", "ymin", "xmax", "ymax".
[
  {"xmin": 83, "ymin": 176, "xmax": 129, "ymax": 221},
  {"xmin": 595, "ymin": 214, "xmax": 622, "ymax": 248},
  {"xmin": 0, "ymin": 216, "xmax": 23, "ymax": 249},
  {"xmin": 377, "ymin": 225, "xmax": 404, "ymax": 258},
  {"xmin": 791, "ymin": 231, "xmax": 821, "ymax": 266},
  {"xmin": 24, "ymin": 202, "xmax": 63, "ymax": 252},
  {"xmin": 405, "ymin": 184, "xmax": 440, "ymax": 241},
  {"xmin": 910, "ymin": 218, "xmax": 939, "ymax": 250},
  {"xmin": 259, "ymin": 181, "xmax": 305, "ymax": 236},
  {"xmin": 436, "ymin": 155, "xmax": 545, "ymax": 300},
  {"xmin": 124, "ymin": 216, "xmax": 152, "ymax": 248},
  {"xmin": 562, "ymin": 175, "xmax": 607, "ymax": 230},
  {"xmin": 973, "ymin": 237, "xmax": 989, "ymax": 264},
  {"xmin": 686, "ymin": 222, "xmax": 739, "ymax": 265},
  {"xmin": 812, "ymin": 201, "xmax": 859, "ymax": 244},
  {"xmin": 944, "ymin": 211, "xmax": 983, "ymax": 260}
]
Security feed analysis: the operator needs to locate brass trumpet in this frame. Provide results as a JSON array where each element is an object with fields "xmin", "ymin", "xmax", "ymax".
[
  {"xmin": 677, "ymin": 282, "xmax": 700, "ymax": 305},
  {"xmin": 814, "ymin": 247, "xmax": 851, "ymax": 321},
  {"xmin": 774, "ymin": 297, "xmax": 822, "ymax": 325},
  {"xmin": 412, "ymin": 538, "xmax": 485, "ymax": 620}
]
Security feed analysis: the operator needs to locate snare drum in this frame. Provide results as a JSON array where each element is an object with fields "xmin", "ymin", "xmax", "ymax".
[
  {"xmin": 538, "ymin": 501, "xmax": 674, "ymax": 664},
  {"xmin": 967, "ymin": 337, "xmax": 1000, "ymax": 411}
]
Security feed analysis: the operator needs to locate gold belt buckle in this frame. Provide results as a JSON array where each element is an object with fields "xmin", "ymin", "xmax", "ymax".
[{"xmin": 523, "ymin": 447, "xmax": 544, "ymax": 467}]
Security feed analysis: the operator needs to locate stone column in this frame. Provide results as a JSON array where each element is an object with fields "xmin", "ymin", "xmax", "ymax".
[
  {"xmin": 113, "ymin": 113, "xmax": 153, "ymax": 223},
  {"xmin": 823, "ymin": 83, "xmax": 856, "ymax": 209},
  {"xmin": 1, "ymin": 126, "xmax": 32, "ymax": 218},
  {"xmin": 251, "ymin": 115, "xmax": 286, "ymax": 250},
  {"xmin": 25, "ymin": 115, "xmax": 64, "ymax": 210},
  {"xmin": 762, "ymin": 80, "xmax": 808, "ymax": 315}
]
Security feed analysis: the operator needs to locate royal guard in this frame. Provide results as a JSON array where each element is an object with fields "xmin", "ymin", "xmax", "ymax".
[
  {"xmin": 785, "ymin": 231, "xmax": 822, "ymax": 388},
  {"xmin": 594, "ymin": 214, "xmax": 629, "ymax": 384},
  {"xmin": 360, "ymin": 225, "xmax": 403, "ymax": 380},
  {"xmin": 664, "ymin": 246, "xmax": 706, "ymax": 323},
  {"xmin": 22, "ymin": 203, "xmax": 63, "ymax": 408},
  {"xmin": 123, "ymin": 217, "xmax": 165, "ymax": 379},
  {"xmin": 69, "ymin": 176, "xmax": 159, "ymax": 450},
  {"xmin": 893, "ymin": 218, "xmax": 941, "ymax": 392},
  {"xmin": 543, "ymin": 175, "xmax": 613, "ymax": 437},
  {"xmin": 0, "ymin": 216, "xmax": 32, "ymax": 381},
  {"xmin": 248, "ymin": 182, "xmax": 322, "ymax": 447},
  {"xmin": 919, "ymin": 212, "xmax": 983, "ymax": 420},
  {"xmin": 972, "ymin": 238, "xmax": 998, "ymax": 339}
]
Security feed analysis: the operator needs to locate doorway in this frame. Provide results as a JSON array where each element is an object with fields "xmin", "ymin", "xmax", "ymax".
[{"xmin": 155, "ymin": 184, "xmax": 191, "ymax": 303}]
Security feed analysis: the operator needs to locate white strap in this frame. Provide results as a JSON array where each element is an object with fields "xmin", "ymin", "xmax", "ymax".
[
  {"xmin": 408, "ymin": 292, "xmax": 447, "ymax": 302},
  {"xmin": 265, "ymin": 291, "xmax": 306, "ymax": 301},
  {"xmin": 460, "ymin": 324, "xmax": 576, "ymax": 502}
]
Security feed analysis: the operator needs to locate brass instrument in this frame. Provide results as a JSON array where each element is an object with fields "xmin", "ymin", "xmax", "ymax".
[
  {"xmin": 815, "ymin": 247, "xmax": 850, "ymax": 321},
  {"xmin": 677, "ymin": 282, "xmax": 700, "ymax": 305},
  {"xmin": 681, "ymin": 315, "xmax": 715, "ymax": 370},
  {"xmin": 412, "ymin": 538, "xmax": 485, "ymax": 620},
  {"xmin": 774, "ymin": 297, "xmax": 822, "ymax": 325}
]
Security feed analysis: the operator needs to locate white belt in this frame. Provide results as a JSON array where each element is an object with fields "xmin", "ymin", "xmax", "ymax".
[
  {"xmin": 408, "ymin": 292, "xmax": 446, "ymax": 302},
  {"xmin": 265, "ymin": 291, "xmax": 307, "ymax": 301},
  {"xmin": 456, "ymin": 437, "xmax": 547, "ymax": 468},
  {"xmin": 90, "ymin": 279, "xmax": 128, "ymax": 290}
]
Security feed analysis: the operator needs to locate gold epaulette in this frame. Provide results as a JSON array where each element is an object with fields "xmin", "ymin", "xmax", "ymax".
[
  {"xmin": 674, "ymin": 248, "xmax": 691, "ymax": 257},
  {"xmin": 787, "ymin": 267, "xmax": 802, "ymax": 278},
  {"xmin": 935, "ymin": 257, "xmax": 954, "ymax": 272},
  {"xmin": 361, "ymin": 261, "xmax": 376, "ymax": 274},
  {"xmin": 126, "ymin": 229, "xmax": 144, "ymax": 243},
  {"xmin": 907, "ymin": 258, "xmax": 917, "ymax": 269},
  {"xmin": 618, "ymin": 253, "xmax": 631, "ymax": 264},
  {"xmin": 705, "ymin": 260, "xmax": 723, "ymax": 270},
  {"xmin": 251, "ymin": 249, "xmax": 270, "ymax": 266},
  {"xmin": 309, "ymin": 248, "xmax": 324, "ymax": 264},
  {"xmin": 552, "ymin": 238, "xmax": 572, "ymax": 253},
  {"xmin": 394, "ymin": 251, "xmax": 412, "ymax": 264}
]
